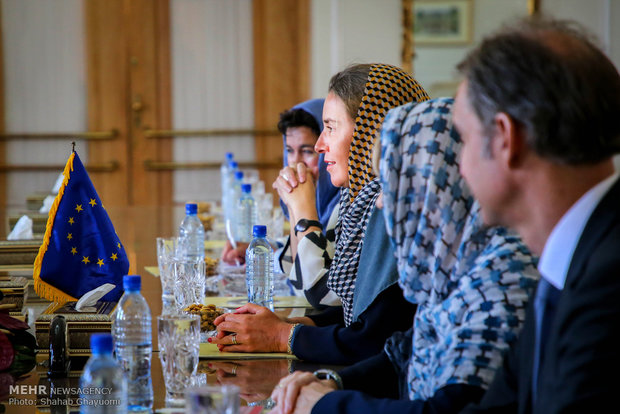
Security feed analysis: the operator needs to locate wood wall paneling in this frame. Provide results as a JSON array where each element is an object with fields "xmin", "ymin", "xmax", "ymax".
[
  {"xmin": 153, "ymin": 0, "xmax": 173, "ymax": 208},
  {"xmin": 85, "ymin": 0, "xmax": 130, "ymax": 207},
  {"xmin": 0, "ymin": 4, "xmax": 5, "ymax": 234},
  {"xmin": 86, "ymin": 0, "xmax": 172, "ymax": 306},
  {"xmin": 253, "ymin": 0, "xmax": 310, "ymax": 190},
  {"xmin": 126, "ymin": 0, "xmax": 172, "ymax": 207}
]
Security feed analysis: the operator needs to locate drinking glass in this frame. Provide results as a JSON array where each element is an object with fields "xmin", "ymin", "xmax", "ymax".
[
  {"xmin": 256, "ymin": 193, "xmax": 273, "ymax": 229},
  {"xmin": 185, "ymin": 385, "xmax": 240, "ymax": 414},
  {"xmin": 157, "ymin": 237, "xmax": 179, "ymax": 313},
  {"xmin": 173, "ymin": 258, "xmax": 206, "ymax": 311},
  {"xmin": 158, "ymin": 314, "xmax": 201, "ymax": 406},
  {"xmin": 252, "ymin": 180, "xmax": 265, "ymax": 196},
  {"xmin": 270, "ymin": 208, "xmax": 284, "ymax": 239},
  {"xmin": 242, "ymin": 168, "xmax": 260, "ymax": 185}
]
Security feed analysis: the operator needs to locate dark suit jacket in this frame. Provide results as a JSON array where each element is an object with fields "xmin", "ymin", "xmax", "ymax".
[{"xmin": 462, "ymin": 177, "xmax": 620, "ymax": 414}]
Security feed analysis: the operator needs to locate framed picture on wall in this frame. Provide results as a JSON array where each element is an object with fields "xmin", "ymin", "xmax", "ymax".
[{"xmin": 413, "ymin": 0, "xmax": 473, "ymax": 45}]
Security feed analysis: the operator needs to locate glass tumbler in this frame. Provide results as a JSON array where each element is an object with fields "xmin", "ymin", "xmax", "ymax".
[
  {"xmin": 158, "ymin": 314, "xmax": 201, "ymax": 406},
  {"xmin": 173, "ymin": 257, "xmax": 206, "ymax": 311},
  {"xmin": 157, "ymin": 236, "xmax": 179, "ymax": 313},
  {"xmin": 185, "ymin": 384, "xmax": 240, "ymax": 414}
]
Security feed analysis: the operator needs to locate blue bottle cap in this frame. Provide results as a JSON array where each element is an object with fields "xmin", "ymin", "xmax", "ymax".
[
  {"xmin": 90, "ymin": 333, "xmax": 114, "ymax": 354},
  {"xmin": 230, "ymin": 161, "xmax": 238, "ymax": 169},
  {"xmin": 253, "ymin": 225, "xmax": 267, "ymax": 238},
  {"xmin": 241, "ymin": 183, "xmax": 252, "ymax": 193},
  {"xmin": 186, "ymin": 203, "xmax": 198, "ymax": 215},
  {"xmin": 123, "ymin": 275, "xmax": 141, "ymax": 292},
  {"xmin": 235, "ymin": 171, "xmax": 244, "ymax": 180},
  {"xmin": 225, "ymin": 152, "xmax": 234, "ymax": 161}
]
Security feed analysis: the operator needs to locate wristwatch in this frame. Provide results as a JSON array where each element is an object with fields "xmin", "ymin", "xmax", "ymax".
[
  {"xmin": 294, "ymin": 218, "xmax": 323, "ymax": 236},
  {"xmin": 313, "ymin": 369, "xmax": 343, "ymax": 390}
]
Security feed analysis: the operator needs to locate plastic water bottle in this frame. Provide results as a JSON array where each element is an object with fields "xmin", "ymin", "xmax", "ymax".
[
  {"xmin": 237, "ymin": 183, "xmax": 257, "ymax": 243},
  {"xmin": 223, "ymin": 161, "xmax": 239, "ymax": 222},
  {"xmin": 178, "ymin": 203, "xmax": 205, "ymax": 260},
  {"xmin": 80, "ymin": 334, "xmax": 127, "ymax": 413},
  {"xmin": 228, "ymin": 171, "xmax": 244, "ymax": 238},
  {"xmin": 246, "ymin": 225, "xmax": 274, "ymax": 311},
  {"xmin": 220, "ymin": 153, "xmax": 234, "ymax": 211},
  {"xmin": 112, "ymin": 275, "xmax": 153, "ymax": 412},
  {"xmin": 220, "ymin": 152, "xmax": 234, "ymax": 189}
]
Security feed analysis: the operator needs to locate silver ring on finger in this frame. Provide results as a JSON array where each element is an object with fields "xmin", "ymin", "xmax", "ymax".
[{"xmin": 231, "ymin": 333, "xmax": 238, "ymax": 345}]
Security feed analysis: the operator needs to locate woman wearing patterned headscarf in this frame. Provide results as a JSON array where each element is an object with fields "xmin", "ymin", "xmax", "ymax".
[
  {"xmin": 269, "ymin": 98, "xmax": 539, "ymax": 414},
  {"xmin": 212, "ymin": 63, "xmax": 428, "ymax": 364}
]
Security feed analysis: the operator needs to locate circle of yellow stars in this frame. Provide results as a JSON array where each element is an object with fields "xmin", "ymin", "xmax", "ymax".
[{"xmin": 65, "ymin": 196, "xmax": 123, "ymax": 268}]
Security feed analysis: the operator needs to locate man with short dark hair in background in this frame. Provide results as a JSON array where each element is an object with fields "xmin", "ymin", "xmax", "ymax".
[{"xmin": 455, "ymin": 17, "xmax": 620, "ymax": 414}]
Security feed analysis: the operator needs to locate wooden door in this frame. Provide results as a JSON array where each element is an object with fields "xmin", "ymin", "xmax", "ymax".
[
  {"xmin": 0, "ymin": 0, "xmax": 309, "ymax": 226},
  {"xmin": 85, "ymin": 0, "xmax": 172, "ymax": 209},
  {"xmin": 253, "ymin": 0, "xmax": 311, "ymax": 189}
]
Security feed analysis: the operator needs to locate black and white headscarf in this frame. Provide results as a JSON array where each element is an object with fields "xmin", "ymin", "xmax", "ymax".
[{"xmin": 326, "ymin": 64, "xmax": 429, "ymax": 326}]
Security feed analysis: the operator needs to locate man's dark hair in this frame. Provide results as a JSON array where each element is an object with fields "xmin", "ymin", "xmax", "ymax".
[
  {"xmin": 277, "ymin": 108, "xmax": 321, "ymax": 137},
  {"xmin": 328, "ymin": 64, "xmax": 372, "ymax": 120},
  {"xmin": 457, "ymin": 17, "xmax": 620, "ymax": 164}
]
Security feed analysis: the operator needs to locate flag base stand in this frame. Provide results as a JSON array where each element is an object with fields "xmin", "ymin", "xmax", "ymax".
[{"xmin": 35, "ymin": 301, "xmax": 116, "ymax": 356}]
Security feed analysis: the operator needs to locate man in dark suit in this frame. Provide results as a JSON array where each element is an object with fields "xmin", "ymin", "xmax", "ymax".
[{"xmin": 454, "ymin": 17, "xmax": 620, "ymax": 413}]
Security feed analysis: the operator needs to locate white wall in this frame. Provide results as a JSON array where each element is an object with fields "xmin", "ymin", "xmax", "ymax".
[
  {"xmin": 171, "ymin": 0, "xmax": 254, "ymax": 205},
  {"xmin": 311, "ymin": 0, "xmax": 402, "ymax": 99},
  {"xmin": 3, "ymin": 0, "xmax": 620, "ymax": 209},
  {"xmin": 311, "ymin": 0, "xmax": 529, "ymax": 99},
  {"xmin": 310, "ymin": 0, "xmax": 620, "ymax": 168},
  {"xmin": 311, "ymin": 0, "xmax": 620, "ymax": 99},
  {"xmin": 2, "ymin": 0, "xmax": 86, "ymax": 208},
  {"xmin": 414, "ymin": 0, "xmax": 528, "ymax": 97}
]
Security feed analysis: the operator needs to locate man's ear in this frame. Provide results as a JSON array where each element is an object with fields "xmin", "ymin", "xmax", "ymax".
[{"xmin": 493, "ymin": 112, "xmax": 526, "ymax": 169}]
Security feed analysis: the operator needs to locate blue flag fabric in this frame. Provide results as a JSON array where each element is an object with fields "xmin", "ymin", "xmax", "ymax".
[{"xmin": 33, "ymin": 151, "xmax": 129, "ymax": 303}]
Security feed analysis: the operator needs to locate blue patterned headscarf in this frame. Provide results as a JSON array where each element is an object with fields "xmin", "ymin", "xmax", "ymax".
[
  {"xmin": 380, "ymin": 98, "xmax": 539, "ymax": 400},
  {"xmin": 280, "ymin": 99, "xmax": 339, "ymax": 232}
]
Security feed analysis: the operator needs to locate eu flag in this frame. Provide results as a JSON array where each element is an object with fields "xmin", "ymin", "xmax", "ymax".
[{"xmin": 33, "ymin": 151, "xmax": 129, "ymax": 303}]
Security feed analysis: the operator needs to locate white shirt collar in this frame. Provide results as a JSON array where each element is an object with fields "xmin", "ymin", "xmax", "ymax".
[{"xmin": 538, "ymin": 172, "xmax": 619, "ymax": 290}]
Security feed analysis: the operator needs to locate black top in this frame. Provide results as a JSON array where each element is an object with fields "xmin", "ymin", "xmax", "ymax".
[
  {"xmin": 311, "ymin": 350, "xmax": 484, "ymax": 413},
  {"xmin": 292, "ymin": 283, "xmax": 416, "ymax": 364}
]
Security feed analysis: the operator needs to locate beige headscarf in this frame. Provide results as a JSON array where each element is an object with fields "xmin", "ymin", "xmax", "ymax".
[{"xmin": 347, "ymin": 64, "xmax": 429, "ymax": 201}]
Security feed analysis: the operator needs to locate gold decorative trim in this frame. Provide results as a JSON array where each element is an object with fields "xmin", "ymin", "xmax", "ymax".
[
  {"xmin": 402, "ymin": 0, "xmax": 414, "ymax": 73},
  {"xmin": 0, "ymin": 130, "xmax": 117, "ymax": 141},
  {"xmin": 0, "ymin": 240, "xmax": 42, "ymax": 267},
  {"xmin": 0, "ymin": 239, "xmax": 42, "ymax": 249},
  {"xmin": 144, "ymin": 128, "xmax": 279, "ymax": 138},
  {"xmin": 0, "ymin": 161, "xmax": 119, "ymax": 172},
  {"xmin": 143, "ymin": 159, "xmax": 282, "ymax": 171}
]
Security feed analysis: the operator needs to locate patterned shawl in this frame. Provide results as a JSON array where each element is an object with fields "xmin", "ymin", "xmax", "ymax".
[
  {"xmin": 327, "ymin": 64, "xmax": 429, "ymax": 326},
  {"xmin": 380, "ymin": 98, "xmax": 539, "ymax": 400}
]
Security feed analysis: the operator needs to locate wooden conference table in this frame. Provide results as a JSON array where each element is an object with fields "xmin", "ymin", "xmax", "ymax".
[{"xmin": 1, "ymin": 205, "xmax": 341, "ymax": 413}]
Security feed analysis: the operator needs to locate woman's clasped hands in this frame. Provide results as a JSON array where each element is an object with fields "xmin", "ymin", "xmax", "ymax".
[
  {"xmin": 269, "ymin": 371, "xmax": 337, "ymax": 414},
  {"xmin": 272, "ymin": 163, "xmax": 317, "ymax": 212}
]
